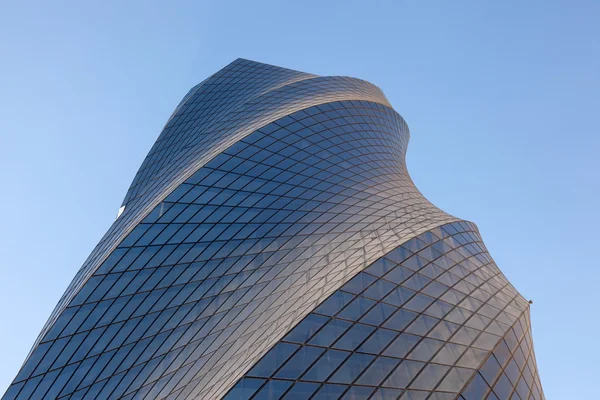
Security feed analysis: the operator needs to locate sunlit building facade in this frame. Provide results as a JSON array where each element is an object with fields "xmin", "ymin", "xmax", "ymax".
[{"xmin": 3, "ymin": 59, "xmax": 544, "ymax": 400}]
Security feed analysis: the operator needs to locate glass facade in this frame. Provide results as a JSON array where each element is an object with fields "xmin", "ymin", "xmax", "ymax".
[
  {"xmin": 226, "ymin": 222, "xmax": 544, "ymax": 400},
  {"xmin": 2, "ymin": 59, "xmax": 544, "ymax": 400}
]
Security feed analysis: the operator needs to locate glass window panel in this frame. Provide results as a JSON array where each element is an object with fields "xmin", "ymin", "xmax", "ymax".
[
  {"xmin": 359, "ymin": 302, "xmax": 396, "ymax": 326},
  {"xmin": 356, "ymin": 356, "xmax": 399, "ymax": 386},
  {"xmin": 358, "ymin": 328, "xmax": 397, "ymax": 355},
  {"xmin": 383, "ymin": 333, "xmax": 420, "ymax": 359},
  {"xmin": 314, "ymin": 291, "xmax": 355, "ymax": 316},
  {"xmin": 504, "ymin": 329, "xmax": 520, "ymax": 353},
  {"xmin": 432, "ymin": 343, "xmax": 467, "ymax": 366},
  {"xmin": 282, "ymin": 382, "xmax": 319, "ymax": 399},
  {"xmin": 275, "ymin": 346, "xmax": 324, "ymax": 379},
  {"xmin": 383, "ymin": 309, "xmax": 418, "ymax": 331},
  {"xmin": 284, "ymin": 314, "xmax": 329, "ymax": 344},
  {"xmin": 17, "ymin": 375, "xmax": 43, "ymax": 399},
  {"xmin": 473, "ymin": 332, "xmax": 500, "ymax": 351},
  {"xmin": 493, "ymin": 340, "xmax": 511, "ymax": 367},
  {"xmin": 33, "ymin": 337, "xmax": 69, "ymax": 375},
  {"xmin": 384, "ymin": 246, "xmax": 412, "ymax": 264},
  {"xmin": 403, "ymin": 294, "xmax": 434, "ymax": 313},
  {"xmin": 505, "ymin": 359, "xmax": 520, "ymax": 385},
  {"xmin": 512, "ymin": 346, "xmax": 526, "ymax": 369},
  {"xmin": 152, "ymin": 223, "xmax": 184, "ymax": 245},
  {"xmin": 140, "ymin": 245, "xmax": 175, "ymax": 270},
  {"xmin": 366, "ymin": 258, "xmax": 397, "ymax": 277},
  {"xmin": 402, "ymin": 255, "xmax": 428, "ymax": 271},
  {"xmin": 480, "ymin": 355, "xmax": 502, "ymax": 386},
  {"xmin": 383, "ymin": 266, "xmax": 414, "ymax": 284},
  {"xmin": 310, "ymin": 319, "xmax": 352, "ymax": 347},
  {"xmin": 405, "ymin": 315, "xmax": 439, "ymax": 336},
  {"xmin": 521, "ymin": 363, "xmax": 533, "ymax": 388},
  {"xmin": 409, "ymin": 363, "xmax": 449, "ymax": 390},
  {"xmin": 42, "ymin": 306, "xmax": 78, "ymax": 341},
  {"xmin": 112, "ymin": 246, "xmax": 146, "ymax": 272},
  {"xmin": 363, "ymin": 280, "xmax": 396, "ymax": 301},
  {"xmin": 419, "ymin": 263, "xmax": 444, "ymax": 280},
  {"xmin": 333, "ymin": 324, "xmax": 375, "ymax": 351},
  {"xmin": 370, "ymin": 388, "xmax": 404, "ymax": 400},
  {"xmin": 400, "ymin": 389, "xmax": 429, "ymax": 399},
  {"xmin": 465, "ymin": 314, "xmax": 490, "ymax": 331},
  {"xmin": 425, "ymin": 300, "xmax": 454, "ymax": 319},
  {"xmin": 2, "ymin": 382, "xmax": 25, "ymax": 400},
  {"xmin": 96, "ymin": 248, "xmax": 128, "ymax": 274},
  {"xmin": 459, "ymin": 373, "xmax": 490, "ymax": 400},
  {"xmin": 383, "ymin": 360, "xmax": 424, "ymax": 389},
  {"xmin": 427, "ymin": 320, "xmax": 460, "ymax": 341},
  {"xmin": 254, "ymin": 380, "xmax": 292, "ymax": 400},
  {"xmin": 223, "ymin": 378, "xmax": 266, "ymax": 400},
  {"xmin": 247, "ymin": 342, "xmax": 300, "ymax": 377},
  {"xmin": 437, "ymin": 367, "xmax": 474, "ymax": 393},
  {"xmin": 337, "ymin": 297, "xmax": 376, "ymax": 321},
  {"xmin": 13, "ymin": 341, "xmax": 51, "ymax": 381},
  {"xmin": 421, "ymin": 281, "xmax": 448, "ymax": 299},
  {"xmin": 492, "ymin": 373, "xmax": 513, "ymax": 399},
  {"xmin": 341, "ymin": 386, "xmax": 375, "ymax": 399},
  {"xmin": 426, "ymin": 392, "xmax": 456, "ymax": 400},
  {"xmin": 383, "ymin": 287, "xmax": 415, "ymax": 307},
  {"xmin": 402, "ymin": 274, "xmax": 431, "ymax": 291},
  {"xmin": 407, "ymin": 338, "xmax": 444, "ymax": 362},
  {"xmin": 516, "ymin": 377, "xmax": 529, "ymax": 399},
  {"xmin": 341, "ymin": 272, "xmax": 377, "ymax": 294},
  {"xmin": 450, "ymin": 326, "xmax": 480, "ymax": 346},
  {"xmin": 31, "ymin": 369, "xmax": 60, "ymax": 399},
  {"xmin": 329, "ymin": 353, "xmax": 375, "ymax": 384},
  {"xmin": 303, "ymin": 349, "xmax": 350, "ymax": 381},
  {"xmin": 312, "ymin": 383, "xmax": 347, "ymax": 400},
  {"xmin": 457, "ymin": 347, "xmax": 488, "ymax": 369}
]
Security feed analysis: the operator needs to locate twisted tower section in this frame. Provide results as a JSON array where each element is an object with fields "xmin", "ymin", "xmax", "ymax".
[{"xmin": 3, "ymin": 59, "xmax": 544, "ymax": 400}]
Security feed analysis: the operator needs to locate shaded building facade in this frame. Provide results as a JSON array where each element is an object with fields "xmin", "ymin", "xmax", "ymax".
[{"xmin": 3, "ymin": 59, "xmax": 544, "ymax": 399}]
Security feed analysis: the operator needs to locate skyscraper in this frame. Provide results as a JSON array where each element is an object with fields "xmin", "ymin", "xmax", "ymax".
[{"xmin": 3, "ymin": 59, "xmax": 544, "ymax": 400}]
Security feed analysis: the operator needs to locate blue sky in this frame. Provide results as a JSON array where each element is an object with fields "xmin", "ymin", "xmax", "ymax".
[{"xmin": 0, "ymin": 1, "xmax": 598, "ymax": 397}]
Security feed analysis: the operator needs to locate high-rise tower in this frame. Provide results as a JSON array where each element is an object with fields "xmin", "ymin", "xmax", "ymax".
[{"xmin": 3, "ymin": 59, "xmax": 544, "ymax": 400}]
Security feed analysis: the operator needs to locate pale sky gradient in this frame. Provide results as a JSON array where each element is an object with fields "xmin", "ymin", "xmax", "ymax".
[{"xmin": 0, "ymin": 1, "xmax": 598, "ymax": 398}]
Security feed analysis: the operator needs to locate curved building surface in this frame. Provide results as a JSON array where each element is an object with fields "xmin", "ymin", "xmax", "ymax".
[{"xmin": 2, "ymin": 59, "xmax": 544, "ymax": 400}]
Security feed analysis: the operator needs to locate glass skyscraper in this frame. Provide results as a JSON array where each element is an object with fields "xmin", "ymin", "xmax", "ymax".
[{"xmin": 3, "ymin": 59, "xmax": 544, "ymax": 400}]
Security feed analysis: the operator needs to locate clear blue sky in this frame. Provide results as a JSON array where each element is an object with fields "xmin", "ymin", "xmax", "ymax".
[{"xmin": 0, "ymin": 1, "xmax": 597, "ymax": 397}]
